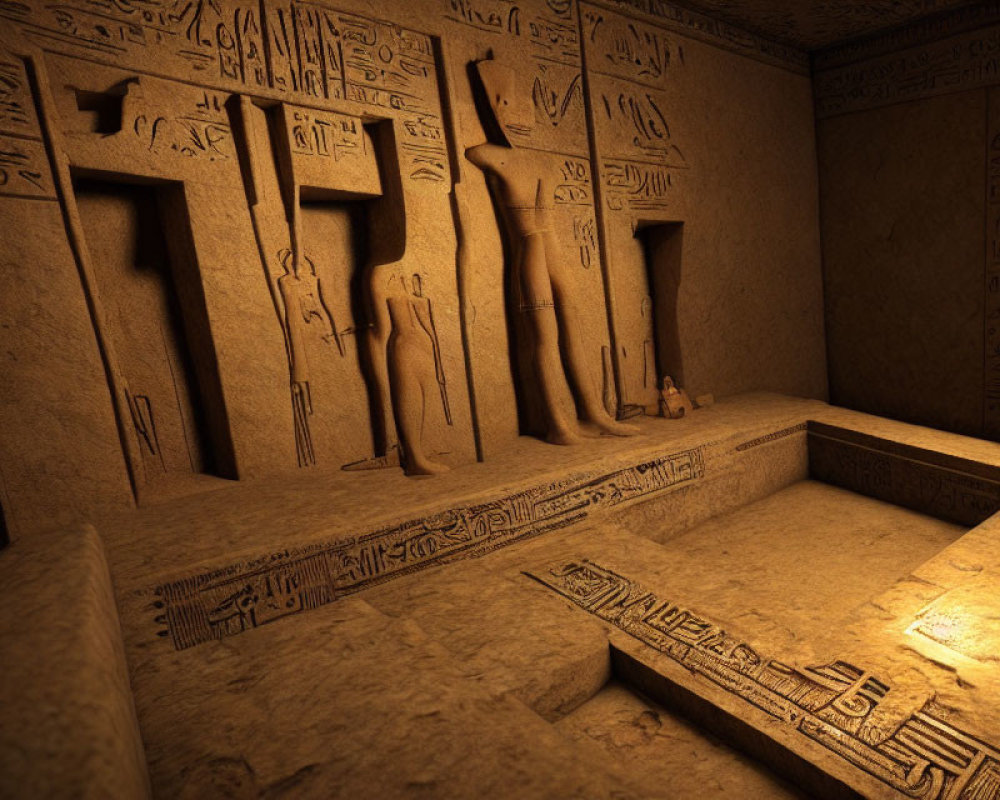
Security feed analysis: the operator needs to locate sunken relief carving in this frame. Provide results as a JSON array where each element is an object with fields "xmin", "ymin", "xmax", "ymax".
[
  {"xmin": 73, "ymin": 178, "xmax": 219, "ymax": 482},
  {"xmin": 236, "ymin": 96, "xmax": 458, "ymax": 475},
  {"xmin": 1, "ymin": 3, "xmax": 475, "ymax": 482},
  {"xmin": 150, "ymin": 446, "xmax": 706, "ymax": 649},
  {"xmin": 386, "ymin": 274, "xmax": 453, "ymax": 475},
  {"xmin": 466, "ymin": 55, "xmax": 636, "ymax": 444},
  {"xmin": 528, "ymin": 559, "xmax": 1000, "ymax": 800},
  {"xmin": 235, "ymin": 97, "xmax": 380, "ymax": 469},
  {"xmin": 0, "ymin": 0, "xmax": 718, "ymax": 506},
  {"xmin": 580, "ymin": 5, "xmax": 690, "ymax": 419}
]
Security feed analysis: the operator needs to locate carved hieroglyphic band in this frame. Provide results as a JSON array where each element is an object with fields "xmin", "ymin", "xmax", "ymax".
[
  {"xmin": 527, "ymin": 559, "xmax": 1000, "ymax": 800},
  {"xmin": 734, "ymin": 422, "xmax": 807, "ymax": 452},
  {"xmin": 814, "ymin": 21, "xmax": 1000, "ymax": 119},
  {"xmin": 588, "ymin": 0, "xmax": 808, "ymax": 74},
  {"xmin": 151, "ymin": 447, "xmax": 705, "ymax": 649},
  {"xmin": 807, "ymin": 422, "xmax": 1000, "ymax": 526}
]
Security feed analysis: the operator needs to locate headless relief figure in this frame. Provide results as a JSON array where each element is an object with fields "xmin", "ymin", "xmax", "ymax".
[
  {"xmin": 277, "ymin": 248, "xmax": 338, "ymax": 466},
  {"xmin": 359, "ymin": 123, "xmax": 453, "ymax": 475},
  {"xmin": 465, "ymin": 57, "xmax": 636, "ymax": 444},
  {"xmin": 386, "ymin": 292, "xmax": 449, "ymax": 475}
]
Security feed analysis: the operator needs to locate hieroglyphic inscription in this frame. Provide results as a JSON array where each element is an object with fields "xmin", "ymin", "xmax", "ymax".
[
  {"xmin": 591, "ymin": 0, "xmax": 808, "ymax": 74},
  {"xmin": 132, "ymin": 88, "xmax": 234, "ymax": 162},
  {"xmin": 336, "ymin": 15, "xmax": 448, "ymax": 183},
  {"xmin": 599, "ymin": 87, "xmax": 677, "ymax": 159},
  {"xmin": 340, "ymin": 15, "xmax": 434, "ymax": 111},
  {"xmin": 603, "ymin": 158, "xmax": 675, "ymax": 211},
  {"xmin": 581, "ymin": 7, "xmax": 687, "ymax": 214},
  {"xmin": 520, "ymin": 59, "xmax": 588, "ymax": 157},
  {"xmin": 555, "ymin": 156, "xmax": 592, "ymax": 205},
  {"xmin": 445, "ymin": 0, "xmax": 580, "ymax": 64},
  {"xmin": 528, "ymin": 559, "xmax": 1000, "ymax": 800},
  {"xmin": 987, "ymin": 89, "xmax": 1000, "ymax": 440},
  {"xmin": 0, "ymin": 3, "xmax": 449, "ymax": 183},
  {"xmin": 265, "ymin": 0, "xmax": 343, "ymax": 99},
  {"xmin": 0, "ymin": 47, "xmax": 54, "ymax": 200},
  {"xmin": 554, "ymin": 156, "xmax": 597, "ymax": 267},
  {"xmin": 446, "ymin": 0, "xmax": 524, "ymax": 37},
  {"xmin": 150, "ymin": 447, "xmax": 705, "ymax": 649},
  {"xmin": 808, "ymin": 423, "xmax": 1000, "ymax": 526},
  {"xmin": 815, "ymin": 24, "xmax": 1000, "ymax": 119},
  {"xmin": 2, "ymin": 0, "xmax": 268, "ymax": 91},
  {"xmin": 577, "ymin": 3, "xmax": 687, "ymax": 417},
  {"xmin": 0, "ymin": 49, "xmax": 39, "ymax": 136},
  {"xmin": 0, "ymin": 135, "xmax": 55, "ymax": 199},
  {"xmin": 814, "ymin": 3, "xmax": 1000, "ymax": 72},
  {"xmin": 286, "ymin": 107, "xmax": 363, "ymax": 161},
  {"xmin": 582, "ymin": 6, "xmax": 676, "ymax": 88}
]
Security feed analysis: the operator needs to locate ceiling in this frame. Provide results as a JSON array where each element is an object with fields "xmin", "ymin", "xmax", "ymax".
[{"xmin": 674, "ymin": 0, "xmax": 982, "ymax": 50}]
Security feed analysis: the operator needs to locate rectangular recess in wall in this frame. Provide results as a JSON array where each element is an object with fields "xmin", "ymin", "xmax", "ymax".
[
  {"xmin": 73, "ymin": 177, "xmax": 231, "ymax": 491},
  {"xmin": 638, "ymin": 221, "xmax": 684, "ymax": 391}
]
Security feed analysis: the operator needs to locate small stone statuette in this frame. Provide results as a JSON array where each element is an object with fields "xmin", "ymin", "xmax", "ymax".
[{"xmin": 659, "ymin": 376, "xmax": 694, "ymax": 419}]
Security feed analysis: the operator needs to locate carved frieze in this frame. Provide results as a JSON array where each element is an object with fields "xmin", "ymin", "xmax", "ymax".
[
  {"xmin": 150, "ymin": 446, "xmax": 705, "ymax": 649},
  {"xmin": 528, "ymin": 558, "xmax": 1000, "ymax": 800}
]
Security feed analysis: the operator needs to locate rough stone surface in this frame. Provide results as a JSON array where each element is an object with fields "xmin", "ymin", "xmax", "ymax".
[
  {"xmin": 556, "ymin": 679, "xmax": 808, "ymax": 799},
  {"xmin": 0, "ymin": 525, "xmax": 149, "ymax": 799},
  {"xmin": 3, "ymin": 0, "xmax": 1000, "ymax": 796}
]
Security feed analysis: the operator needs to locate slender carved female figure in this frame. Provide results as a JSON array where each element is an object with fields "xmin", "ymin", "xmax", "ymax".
[
  {"xmin": 386, "ymin": 289, "xmax": 450, "ymax": 475},
  {"xmin": 465, "ymin": 57, "xmax": 636, "ymax": 444}
]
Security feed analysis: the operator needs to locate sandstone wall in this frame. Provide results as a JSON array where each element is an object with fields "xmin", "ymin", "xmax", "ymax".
[
  {"xmin": 0, "ymin": 0, "xmax": 826, "ymax": 537},
  {"xmin": 815, "ymin": 12, "xmax": 1000, "ymax": 441}
]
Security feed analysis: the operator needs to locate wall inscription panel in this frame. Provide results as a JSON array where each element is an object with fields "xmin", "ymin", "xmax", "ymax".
[
  {"xmin": 0, "ymin": 0, "xmax": 829, "ymax": 532},
  {"xmin": 149, "ymin": 447, "xmax": 705, "ymax": 649},
  {"xmin": 528, "ymin": 559, "xmax": 1000, "ymax": 800}
]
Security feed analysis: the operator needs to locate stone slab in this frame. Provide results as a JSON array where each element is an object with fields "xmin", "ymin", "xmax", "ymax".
[{"xmin": 0, "ymin": 524, "xmax": 149, "ymax": 799}]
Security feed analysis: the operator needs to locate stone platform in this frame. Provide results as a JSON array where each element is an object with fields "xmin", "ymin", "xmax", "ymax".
[{"xmin": 14, "ymin": 392, "xmax": 1000, "ymax": 798}]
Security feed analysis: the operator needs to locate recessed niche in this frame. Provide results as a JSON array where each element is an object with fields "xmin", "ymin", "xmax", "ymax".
[
  {"xmin": 73, "ymin": 177, "xmax": 229, "ymax": 490},
  {"xmin": 639, "ymin": 221, "xmax": 685, "ymax": 393},
  {"xmin": 293, "ymin": 199, "xmax": 375, "ymax": 465}
]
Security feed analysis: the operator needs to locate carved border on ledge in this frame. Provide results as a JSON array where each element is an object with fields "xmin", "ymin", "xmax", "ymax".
[
  {"xmin": 734, "ymin": 422, "xmax": 807, "ymax": 452},
  {"xmin": 806, "ymin": 422, "xmax": 1000, "ymax": 527},
  {"xmin": 527, "ymin": 559, "xmax": 1000, "ymax": 800},
  {"xmin": 814, "ymin": 19, "xmax": 1000, "ymax": 119},
  {"xmin": 813, "ymin": 2, "xmax": 1000, "ymax": 72},
  {"xmin": 586, "ymin": 0, "xmax": 809, "ymax": 75},
  {"xmin": 149, "ymin": 447, "xmax": 705, "ymax": 650}
]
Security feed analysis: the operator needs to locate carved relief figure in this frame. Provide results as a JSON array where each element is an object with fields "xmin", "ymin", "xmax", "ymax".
[
  {"xmin": 240, "ymin": 107, "xmax": 452, "ymax": 477},
  {"xmin": 465, "ymin": 57, "xmax": 636, "ymax": 444},
  {"xmin": 277, "ymin": 248, "xmax": 340, "ymax": 466},
  {"xmin": 385, "ymin": 273, "xmax": 451, "ymax": 475}
]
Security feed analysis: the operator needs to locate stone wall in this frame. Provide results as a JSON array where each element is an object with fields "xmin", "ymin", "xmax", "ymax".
[
  {"xmin": 0, "ymin": 0, "xmax": 826, "ymax": 538},
  {"xmin": 815, "ymin": 8, "xmax": 1000, "ymax": 441}
]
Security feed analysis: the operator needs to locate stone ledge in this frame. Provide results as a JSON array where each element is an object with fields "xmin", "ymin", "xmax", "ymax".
[{"xmin": 0, "ymin": 524, "xmax": 150, "ymax": 799}]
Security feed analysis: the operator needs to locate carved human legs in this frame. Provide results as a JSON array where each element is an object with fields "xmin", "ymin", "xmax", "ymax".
[
  {"xmin": 386, "ymin": 296, "xmax": 449, "ymax": 475},
  {"xmin": 517, "ymin": 232, "xmax": 583, "ymax": 445},
  {"xmin": 542, "ymin": 230, "xmax": 637, "ymax": 437},
  {"xmin": 364, "ymin": 270, "xmax": 397, "ymax": 458}
]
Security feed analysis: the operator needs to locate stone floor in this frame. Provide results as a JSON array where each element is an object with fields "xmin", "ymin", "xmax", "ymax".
[
  {"xmin": 642, "ymin": 479, "xmax": 966, "ymax": 655},
  {"xmin": 98, "ymin": 394, "xmax": 1000, "ymax": 798},
  {"xmin": 555, "ymin": 680, "xmax": 808, "ymax": 799}
]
